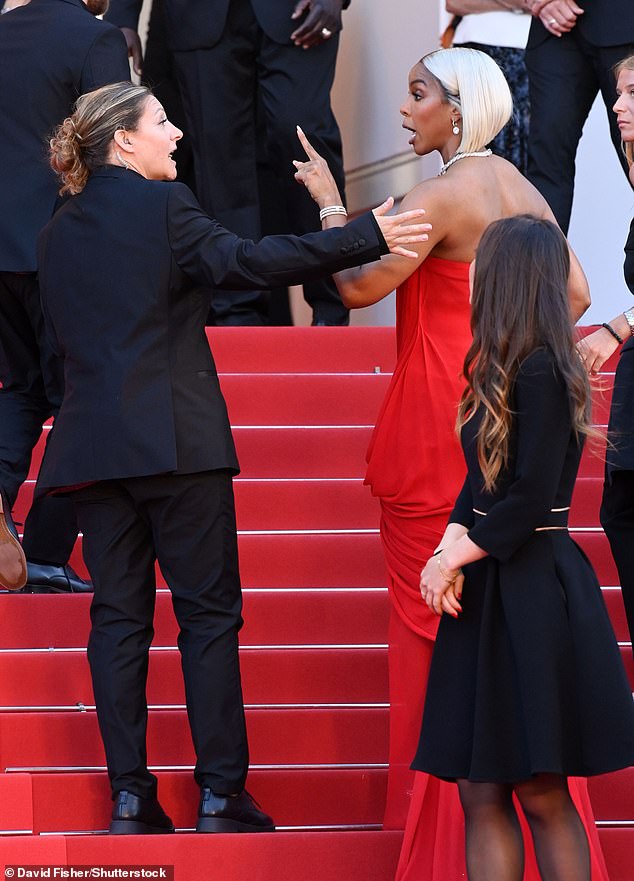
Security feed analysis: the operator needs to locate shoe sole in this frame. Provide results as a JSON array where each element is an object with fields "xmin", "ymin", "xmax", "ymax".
[
  {"xmin": 196, "ymin": 817, "xmax": 275, "ymax": 833},
  {"xmin": 109, "ymin": 820, "xmax": 175, "ymax": 835},
  {"xmin": 22, "ymin": 584, "xmax": 93, "ymax": 594},
  {"xmin": 0, "ymin": 511, "xmax": 27, "ymax": 591}
]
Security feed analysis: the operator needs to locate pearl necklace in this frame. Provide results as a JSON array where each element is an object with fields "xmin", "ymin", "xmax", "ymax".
[{"xmin": 438, "ymin": 149, "xmax": 492, "ymax": 176}]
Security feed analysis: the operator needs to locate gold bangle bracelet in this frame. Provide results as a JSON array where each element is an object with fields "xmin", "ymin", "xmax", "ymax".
[{"xmin": 437, "ymin": 552, "xmax": 458, "ymax": 584}]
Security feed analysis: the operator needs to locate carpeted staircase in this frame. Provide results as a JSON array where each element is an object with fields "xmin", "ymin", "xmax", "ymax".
[{"xmin": 0, "ymin": 327, "xmax": 631, "ymax": 880}]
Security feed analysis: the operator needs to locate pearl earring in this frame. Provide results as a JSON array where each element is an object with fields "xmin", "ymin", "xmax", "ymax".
[{"xmin": 452, "ymin": 121, "xmax": 460, "ymax": 136}]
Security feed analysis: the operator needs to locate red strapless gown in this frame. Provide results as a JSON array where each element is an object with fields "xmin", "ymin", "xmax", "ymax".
[{"xmin": 365, "ymin": 258, "xmax": 610, "ymax": 881}]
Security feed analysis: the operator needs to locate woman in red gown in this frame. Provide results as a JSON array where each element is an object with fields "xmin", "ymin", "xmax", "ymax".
[{"xmin": 294, "ymin": 47, "xmax": 608, "ymax": 881}]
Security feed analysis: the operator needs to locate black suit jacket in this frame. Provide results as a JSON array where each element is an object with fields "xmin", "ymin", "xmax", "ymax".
[
  {"xmin": 36, "ymin": 167, "xmax": 386, "ymax": 490},
  {"xmin": 0, "ymin": 0, "xmax": 129, "ymax": 271},
  {"xmin": 527, "ymin": 0, "xmax": 634, "ymax": 49},
  {"xmin": 106, "ymin": 0, "xmax": 350, "ymax": 51}
]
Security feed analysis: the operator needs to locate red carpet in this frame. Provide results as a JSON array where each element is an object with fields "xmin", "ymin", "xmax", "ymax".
[{"xmin": 0, "ymin": 327, "xmax": 631, "ymax": 880}]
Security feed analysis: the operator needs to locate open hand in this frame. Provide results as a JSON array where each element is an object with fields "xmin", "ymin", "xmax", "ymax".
[{"xmin": 372, "ymin": 198, "xmax": 431, "ymax": 259}]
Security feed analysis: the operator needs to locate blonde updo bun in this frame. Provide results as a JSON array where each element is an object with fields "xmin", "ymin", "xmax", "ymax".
[{"xmin": 48, "ymin": 82, "xmax": 151, "ymax": 195}]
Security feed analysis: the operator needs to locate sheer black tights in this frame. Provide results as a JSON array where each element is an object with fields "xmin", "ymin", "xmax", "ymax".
[{"xmin": 458, "ymin": 774, "xmax": 590, "ymax": 881}]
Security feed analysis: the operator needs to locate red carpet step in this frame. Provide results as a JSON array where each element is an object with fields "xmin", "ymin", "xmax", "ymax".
[
  {"xmin": 0, "ymin": 830, "xmax": 404, "ymax": 881},
  {"xmin": 1, "ymin": 327, "xmax": 631, "ymax": 879}
]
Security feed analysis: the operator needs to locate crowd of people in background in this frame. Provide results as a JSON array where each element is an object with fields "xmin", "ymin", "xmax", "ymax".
[{"xmin": 0, "ymin": 2, "xmax": 633, "ymax": 880}]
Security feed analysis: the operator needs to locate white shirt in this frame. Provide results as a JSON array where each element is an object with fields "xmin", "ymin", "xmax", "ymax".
[{"xmin": 453, "ymin": 11, "xmax": 531, "ymax": 50}]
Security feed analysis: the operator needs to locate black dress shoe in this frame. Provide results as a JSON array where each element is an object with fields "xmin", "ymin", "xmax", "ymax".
[
  {"xmin": 23, "ymin": 562, "xmax": 92, "ymax": 593},
  {"xmin": 110, "ymin": 790, "xmax": 175, "ymax": 835},
  {"xmin": 197, "ymin": 788, "xmax": 275, "ymax": 833},
  {"xmin": 0, "ymin": 491, "xmax": 27, "ymax": 591}
]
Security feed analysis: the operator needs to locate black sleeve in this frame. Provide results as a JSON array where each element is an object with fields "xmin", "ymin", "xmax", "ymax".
[
  {"xmin": 80, "ymin": 27, "xmax": 131, "ymax": 92},
  {"xmin": 103, "ymin": 0, "xmax": 143, "ymax": 30},
  {"xmin": 449, "ymin": 476, "xmax": 475, "ymax": 529},
  {"xmin": 465, "ymin": 350, "xmax": 573, "ymax": 562},
  {"xmin": 166, "ymin": 183, "xmax": 389, "ymax": 290}
]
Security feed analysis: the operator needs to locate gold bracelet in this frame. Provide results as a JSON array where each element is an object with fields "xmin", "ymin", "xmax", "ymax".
[{"xmin": 437, "ymin": 552, "xmax": 458, "ymax": 584}]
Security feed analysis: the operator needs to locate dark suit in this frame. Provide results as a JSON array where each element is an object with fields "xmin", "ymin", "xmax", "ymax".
[
  {"xmin": 526, "ymin": 0, "xmax": 634, "ymax": 233},
  {"xmin": 36, "ymin": 166, "xmax": 387, "ymax": 796},
  {"xmin": 107, "ymin": 0, "xmax": 351, "ymax": 325},
  {"xmin": 0, "ymin": 0, "xmax": 129, "ymax": 564}
]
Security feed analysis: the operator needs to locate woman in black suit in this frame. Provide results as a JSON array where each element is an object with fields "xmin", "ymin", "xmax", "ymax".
[
  {"xmin": 575, "ymin": 53, "xmax": 634, "ymax": 661},
  {"xmin": 416, "ymin": 215, "xmax": 634, "ymax": 881},
  {"xmin": 36, "ymin": 81, "xmax": 429, "ymax": 836}
]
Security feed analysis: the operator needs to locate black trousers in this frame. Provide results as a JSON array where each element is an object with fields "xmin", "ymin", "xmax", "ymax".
[
  {"xmin": 173, "ymin": 0, "xmax": 348, "ymax": 326},
  {"xmin": 601, "ymin": 469, "xmax": 634, "ymax": 660},
  {"xmin": 0, "ymin": 271, "xmax": 78, "ymax": 564},
  {"xmin": 73, "ymin": 469, "xmax": 249, "ymax": 799},
  {"xmin": 526, "ymin": 30, "xmax": 634, "ymax": 234}
]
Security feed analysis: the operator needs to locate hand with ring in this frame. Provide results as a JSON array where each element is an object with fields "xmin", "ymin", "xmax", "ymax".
[
  {"xmin": 538, "ymin": 0, "xmax": 583, "ymax": 36},
  {"xmin": 290, "ymin": 0, "xmax": 343, "ymax": 49}
]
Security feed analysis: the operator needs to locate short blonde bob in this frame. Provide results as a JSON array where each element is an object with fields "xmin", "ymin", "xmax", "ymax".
[{"xmin": 422, "ymin": 47, "xmax": 513, "ymax": 155}]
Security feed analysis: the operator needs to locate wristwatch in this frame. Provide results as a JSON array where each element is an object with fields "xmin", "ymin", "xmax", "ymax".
[{"xmin": 624, "ymin": 306, "xmax": 634, "ymax": 337}]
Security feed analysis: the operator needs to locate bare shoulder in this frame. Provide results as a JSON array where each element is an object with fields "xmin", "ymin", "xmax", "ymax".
[{"xmin": 398, "ymin": 175, "xmax": 464, "ymax": 241}]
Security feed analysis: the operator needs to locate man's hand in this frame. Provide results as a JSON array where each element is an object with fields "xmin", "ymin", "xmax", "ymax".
[
  {"xmin": 290, "ymin": 0, "xmax": 344, "ymax": 49},
  {"xmin": 121, "ymin": 26, "xmax": 143, "ymax": 76},
  {"xmin": 533, "ymin": 0, "xmax": 583, "ymax": 36}
]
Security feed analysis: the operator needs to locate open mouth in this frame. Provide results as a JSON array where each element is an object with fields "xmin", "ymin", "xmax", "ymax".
[{"xmin": 402, "ymin": 124, "xmax": 416, "ymax": 145}]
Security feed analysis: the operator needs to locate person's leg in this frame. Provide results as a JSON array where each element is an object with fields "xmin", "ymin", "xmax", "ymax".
[
  {"xmin": 515, "ymin": 774, "xmax": 590, "ymax": 881},
  {"xmin": 145, "ymin": 470, "xmax": 248, "ymax": 794},
  {"xmin": 172, "ymin": 0, "xmax": 269, "ymax": 325},
  {"xmin": 457, "ymin": 779, "xmax": 524, "ymax": 881},
  {"xmin": 257, "ymin": 34, "xmax": 349, "ymax": 325},
  {"xmin": 600, "ymin": 469, "xmax": 634, "ymax": 658},
  {"xmin": 0, "ymin": 272, "xmax": 83, "ymax": 584},
  {"xmin": 526, "ymin": 32, "xmax": 599, "ymax": 233},
  {"xmin": 0, "ymin": 273, "xmax": 52, "ymax": 506},
  {"xmin": 75, "ymin": 481, "xmax": 158, "ymax": 799}
]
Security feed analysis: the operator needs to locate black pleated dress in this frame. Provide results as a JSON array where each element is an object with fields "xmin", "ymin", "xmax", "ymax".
[
  {"xmin": 413, "ymin": 349, "xmax": 634, "ymax": 783},
  {"xmin": 606, "ymin": 219, "xmax": 634, "ymax": 478}
]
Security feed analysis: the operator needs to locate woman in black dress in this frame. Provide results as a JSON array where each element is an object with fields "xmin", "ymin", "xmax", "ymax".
[
  {"xmin": 415, "ymin": 215, "xmax": 634, "ymax": 881},
  {"xmin": 576, "ymin": 52, "xmax": 634, "ymax": 662}
]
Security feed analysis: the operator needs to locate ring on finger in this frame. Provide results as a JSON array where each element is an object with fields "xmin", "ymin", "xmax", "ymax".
[
  {"xmin": 548, "ymin": 17, "xmax": 557, "ymax": 24},
  {"xmin": 321, "ymin": 27, "xmax": 332, "ymax": 38}
]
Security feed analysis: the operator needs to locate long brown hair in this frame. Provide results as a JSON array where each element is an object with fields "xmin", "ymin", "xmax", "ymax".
[{"xmin": 457, "ymin": 215, "xmax": 592, "ymax": 491}]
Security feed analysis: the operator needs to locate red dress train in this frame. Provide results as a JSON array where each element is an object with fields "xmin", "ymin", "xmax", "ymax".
[{"xmin": 365, "ymin": 257, "xmax": 610, "ymax": 881}]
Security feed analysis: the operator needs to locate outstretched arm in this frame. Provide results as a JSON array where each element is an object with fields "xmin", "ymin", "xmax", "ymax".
[{"xmin": 293, "ymin": 128, "xmax": 446, "ymax": 307}]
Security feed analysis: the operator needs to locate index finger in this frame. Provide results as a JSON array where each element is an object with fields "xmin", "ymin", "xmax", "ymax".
[{"xmin": 296, "ymin": 126, "xmax": 322, "ymax": 161}]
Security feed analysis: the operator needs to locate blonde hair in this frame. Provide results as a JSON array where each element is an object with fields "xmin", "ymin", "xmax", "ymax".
[
  {"xmin": 49, "ymin": 82, "xmax": 151, "ymax": 195},
  {"xmin": 614, "ymin": 53, "xmax": 634, "ymax": 167},
  {"xmin": 422, "ymin": 47, "xmax": 513, "ymax": 154}
]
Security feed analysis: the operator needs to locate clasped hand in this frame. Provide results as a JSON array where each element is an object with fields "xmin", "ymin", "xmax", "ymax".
[
  {"xmin": 293, "ymin": 127, "xmax": 431, "ymax": 259},
  {"xmin": 420, "ymin": 552, "xmax": 464, "ymax": 618}
]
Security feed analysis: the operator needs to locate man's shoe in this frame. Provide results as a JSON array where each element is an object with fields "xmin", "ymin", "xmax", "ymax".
[
  {"xmin": 24, "ymin": 562, "xmax": 92, "ymax": 594},
  {"xmin": 197, "ymin": 788, "xmax": 275, "ymax": 833},
  {"xmin": 0, "ymin": 492, "xmax": 27, "ymax": 591},
  {"xmin": 109, "ymin": 790, "xmax": 175, "ymax": 835}
]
